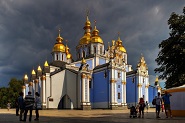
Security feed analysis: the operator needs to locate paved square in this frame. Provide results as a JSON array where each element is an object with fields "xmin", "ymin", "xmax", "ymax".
[{"xmin": 0, "ymin": 108, "xmax": 185, "ymax": 123}]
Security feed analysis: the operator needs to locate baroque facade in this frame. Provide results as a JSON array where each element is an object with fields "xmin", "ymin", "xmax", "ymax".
[{"xmin": 22, "ymin": 14, "xmax": 160, "ymax": 110}]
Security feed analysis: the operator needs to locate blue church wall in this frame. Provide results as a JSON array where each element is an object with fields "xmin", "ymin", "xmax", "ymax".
[
  {"xmin": 92, "ymin": 70, "xmax": 109, "ymax": 108},
  {"xmin": 86, "ymin": 60, "xmax": 93, "ymax": 69},
  {"xmin": 99, "ymin": 58, "xmax": 106, "ymax": 65},
  {"xmin": 126, "ymin": 75, "xmax": 138, "ymax": 107}
]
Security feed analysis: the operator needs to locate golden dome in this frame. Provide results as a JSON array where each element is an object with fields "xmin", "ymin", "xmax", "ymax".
[
  {"xmin": 44, "ymin": 61, "xmax": 49, "ymax": 67},
  {"xmin": 52, "ymin": 29, "xmax": 66, "ymax": 52},
  {"xmin": 24, "ymin": 74, "xmax": 28, "ymax": 81},
  {"xmin": 37, "ymin": 66, "xmax": 42, "ymax": 71},
  {"xmin": 116, "ymin": 37, "xmax": 126, "ymax": 53},
  {"xmin": 53, "ymin": 43, "xmax": 66, "ymax": 52},
  {"xmin": 31, "ymin": 69, "xmax": 36, "ymax": 75},
  {"xmin": 91, "ymin": 22, "xmax": 104, "ymax": 44},
  {"xmin": 155, "ymin": 76, "xmax": 159, "ymax": 82}
]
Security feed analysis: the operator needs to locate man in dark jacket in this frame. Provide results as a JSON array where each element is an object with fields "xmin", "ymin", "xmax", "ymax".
[
  {"xmin": 23, "ymin": 91, "xmax": 35, "ymax": 122},
  {"xmin": 18, "ymin": 92, "xmax": 25, "ymax": 121}
]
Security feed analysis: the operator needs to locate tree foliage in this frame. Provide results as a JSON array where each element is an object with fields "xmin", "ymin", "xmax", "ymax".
[
  {"xmin": 155, "ymin": 7, "xmax": 185, "ymax": 89},
  {"xmin": 0, "ymin": 78, "xmax": 23, "ymax": 108}
]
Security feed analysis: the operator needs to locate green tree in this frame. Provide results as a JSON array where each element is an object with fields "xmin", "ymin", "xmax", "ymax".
[
  {"xmin": 155, "ymin": 7, "xmax": 185, "ymax": 89},
  {"xmin": 0, "ymin": 78, "xmax": 23, "ymax": 108}
]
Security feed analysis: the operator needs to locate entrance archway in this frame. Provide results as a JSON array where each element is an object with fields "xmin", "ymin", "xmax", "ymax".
[{"xmin": 58, "ymin": 94, "xmax": 73, "ymax": 109}]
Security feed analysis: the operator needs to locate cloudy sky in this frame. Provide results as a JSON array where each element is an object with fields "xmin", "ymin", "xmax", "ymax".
[{"xmin": 0, "ymin": 0, "xmax": 185, "ymax": 87}]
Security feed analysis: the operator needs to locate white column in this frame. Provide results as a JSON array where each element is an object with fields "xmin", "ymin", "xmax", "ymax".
[
  {"xmin": 81, "ymin": 74, "xmax": 86, "ymax": 103},
  {"xmin": 121, "ymin": 82, "xmax": 124, "ymax": 104},
  {"xmin": 22, "ymin": 86, "xmax": 26, "ymax": 98},
  {"xmin": 35, "ymin": 79, "xmax": 39, "ymax": 93},
  {"xmin": 110, "ymin": 80, "xmax": 114, "ymax": 103},
  {"xmin": 42, "ymin": 76, "xmax": 46, "ymax": 104},
  {"xmin": 87, "ymin": 76, "xmax": 90, "ymax": 103},
  {"xmin": 145, "ymin": 86, "xmax": 148, "ymax": 102},
  {"xmin": 123, "ymin": 83, "xmax": 126, "ymax": 104},
  {"xmin": 114, "ymin": 82, "xmax": 117, "ymax": 103}
]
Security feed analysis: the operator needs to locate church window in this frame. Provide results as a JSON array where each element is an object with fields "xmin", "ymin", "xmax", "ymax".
[
  {"xmin": 83, "ymin": 50, "xmax": 85, "ymax": 58},
  {"xmin": 118, "ymin": 93, "xmax": 120, "ymax": 99},
  {"xmin": 62, "ymin": 54, "xmax": 63, "ymax": 61},
  {"xmin": 118, "ymin": 85, "xmax": 120, "ymax": 88},
  {"xmin": 143, "ymin": 78, "xmax": 145, "ymax": 83},
  {"xmin": 118, "ymin": 72, "xmax": 121, "ymax": 78},
  {"xmin": 100, "ymin": 46, "xmax": 102, "ymax": 54},
  {"xmin": 56, "ymin": 54, "xmax": 59, "ymax": 60},
  {"xmin": 94, "ymin": 46, "xmax": 96, "ymax": 54}
]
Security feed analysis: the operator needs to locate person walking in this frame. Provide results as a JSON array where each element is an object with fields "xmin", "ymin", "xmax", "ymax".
[
  {"xmin": 155, "ymin": 92, "xmax": 163, "ymax": 118},
  {"xmin": 162, "ymin": 91, "xmax": 172, "ymax": 118},
  {"xmin": 7, "ymin": 102, "xmax": 11, "ymax": 111},
  {"xmin": 18, "ymin": 92, "xmax": 25, "ymax": 121},
  {"xmin": 15, "ymin": 95, "xmax": 19, "ymax": 116},
  {"xmin": 145, "ymin": 101, "xmax": 149, "ymax": 113},
  {"xmin": 138, "ymin": 98, "xmax": 145, "ymax": 118},
  {"xmin": 34, "ymin": 92, "xmax": 41, "ymax": 121},
  {"xmin": 23, "ymin": 91, "xmax": 35, "ymax": 122}
]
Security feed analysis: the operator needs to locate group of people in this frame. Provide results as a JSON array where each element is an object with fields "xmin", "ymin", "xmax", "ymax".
[
  {"xmin": 134, "ymin": 91, "xmax": 172, "ymax": 119},
  {"xmin": 16, "ymin": 91, "xmax": 41, "ymax": 122},
  {"xmin": 155, "ymin": 91, "xmax": 172, "ymax": 118}
]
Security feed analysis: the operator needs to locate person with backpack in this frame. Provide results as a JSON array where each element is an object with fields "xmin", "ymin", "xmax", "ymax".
[
  {"xmin": 138, "ymin": 98, "xmax": 145, "ymax": 118},
  {"xmin": 23, "ymin": 91, "xmax": 35, "ymax": 122},
  {"xmin": 162, "ymin": 91, "xmax": 172, "ymax": 118},
  {"xmin": 155, "ymin": 92, "xmax": 163, "ymax": 118}
]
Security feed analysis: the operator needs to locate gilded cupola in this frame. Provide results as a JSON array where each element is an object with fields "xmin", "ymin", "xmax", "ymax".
[
  {"xmin": 44, "ymin": 61, "xmax": 49, "ymax": 67},
  {"xmin": 137, "ymin": 55, "xmax": 148, "ymax": 70},
  {"xmin": 31, "ymin": 69, "xmax": 36, "ymax": 75},
  {"xmin": 78, "ymin": 13, "xmax": 92, "ymax": 45},
  {"xmin": 65, "ymin": 45, "xmax": 72, "ymax": 59},
  {"xmin": 90, "ymin": 20, "xmax": 103, "ymax": 44},
  {"xmin": 115, "ymin": 35, "xmax": 126, "ymax": 53},
  {"xmin": 52, "ymin": 29, "xmax": 66, "ymax": 52}
]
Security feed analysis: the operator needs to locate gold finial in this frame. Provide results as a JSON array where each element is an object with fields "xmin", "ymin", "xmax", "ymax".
[
  {"xmin": 44, "ymin": 61, "xmax": 49, "ymax": 67},
  {"xmin": 86, "ymin": 9, "xmax": 89, "ymax": 21},
  {"xmin": 117, "ymin": 32, "xmax": 121, "ymax": 41},
  {"xmin": 32, "ymin": 69, "xmax": 36, "ymax": 75},
  {"xmin": 58, "ymin": 28, "xmax": 61, "ymax": 37},
  {"xmin": 94, "ymin": 20, "xmax": 97, "ymax": 29},
  {"xmin": 56, "ymin": 28, "xmax": 63, "ymax": 43},
  {"xmin": 155, "ymin": 75, "xmax": 159, "ymax": 82},
  {"xmin": 82, "ymin": 57, "xmax": 86, "ymax": 64},
  {"xmin": 112, "ymin": 40, "xmax": 115, "ymax": 46},
  {"xmin": 24, "ymin": 74, "xmax": 28, "ymax": 81},
  {"xmin": 108, "ymin": 42, "xmax": 110, "ymax": 49},
  {"xmin": 37, "ymin": 66, "xmax": 42, "ymax": 71}
]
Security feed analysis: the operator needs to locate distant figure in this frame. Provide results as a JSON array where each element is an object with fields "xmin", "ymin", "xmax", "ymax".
[
  {"xmin": 15, "ymin": 94, "xmax": 19, "ymax": 116},
  {"xmin": 145, "ymin": 101, "xmax": 149, "ymax": 113},
  {"xmin": 34, "ymin": 92, "xmax": 41, "ymax": 121},
  {"xmin": 23, "ymin": 91, "xmax": 35, "ymax": 122},
  {"xmin": 162, "ymin": 91, "xmax": 172, "ymax": 118},
  {"xmin": 155, "ymin": 92, "xmax": 163, "ymax": 118},
  {"xmin": 7, "ymin": 102, "xmax": 11, "ymax": 111},
  {"xmin": 18, "ymin": 92, "xmax": 25, "ymax": 121},
  {"xmin": 138, "ymin": 98, "xmax": 145, "ymax": 118}
]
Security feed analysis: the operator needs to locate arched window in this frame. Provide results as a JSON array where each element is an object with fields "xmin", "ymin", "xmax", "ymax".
[
  {"xmin": 94, "ymin": 46, "xmax": 96, "ymax": 54},
  {"xmin": 62, "ymin": 54, "xmax": 63, "ymax": 61},
  {"xmin": 88, "ymin": 46, "xmax": 91, "ymax": 55},
  {"xmin": 118, "ymin": 93, "xmax": 121, "ymax": 99},
  {"xmin": 100, "ymin": 46, "xmax": 102, "ymax": 54},
  {"xmin": 83, "ymin": 50, "xmax": 85, "ymax": 58},
  {"xmin": 78, "ymin": 53, "xmax": 80, "ymax": 59},
  {"xmin": 56, "ymin": 54, "xmax": 59, "ymax": 60}
]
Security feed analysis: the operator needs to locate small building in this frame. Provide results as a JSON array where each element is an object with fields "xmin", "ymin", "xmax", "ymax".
[{"xmin": 166, "ymin": 84, "xmax": 185, "ymax": 116}]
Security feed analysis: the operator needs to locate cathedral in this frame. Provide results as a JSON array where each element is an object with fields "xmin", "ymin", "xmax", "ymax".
[{"xmin": 22, "ymin": 14, "xmax": 161, "ymax": 110}]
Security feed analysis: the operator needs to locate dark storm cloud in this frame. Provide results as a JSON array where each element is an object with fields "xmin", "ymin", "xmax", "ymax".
[{"xmin": 0, "ymin": 0, "xmax": 185, "ymax": 86}]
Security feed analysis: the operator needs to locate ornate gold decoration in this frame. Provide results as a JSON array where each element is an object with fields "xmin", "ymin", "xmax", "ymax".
[
  {"xmin": 122, "ymin": 81, "xmax": 126, "ymax": 85},
  {"xmin": 29, "ymin": 82, "xmax": 33, "ymax": 86},
  {"xmin": 137, "ymin": 84, "xmax": 142, "ymax": 87},
  {"xmin": 82, "ymin": 58, "xmax": 86, "ymax": 64},
  {"xmin": 41, "ymin": 75, "xmax": 46, "ymax": 81},
  {"xmin": 31, "ymin": 69, "xmax": 36, "ymax": 75},
  {"xmin": 115, "ymin": 35, "xmax": 126, "ymax": 53},
  {"xmin": 65, "ymin": 44, "xmax": 72, "ymax": 59},
  {"xmin": 110, "ymin": 79, "xmax": 115, "ymax": 83},
  {"xmin": 81, "ymin": 74, "xmax": 86, "ymax": 78},
  {"xmin": 34, "ymin": 79, "xmax": 39, "ymax": 83}
]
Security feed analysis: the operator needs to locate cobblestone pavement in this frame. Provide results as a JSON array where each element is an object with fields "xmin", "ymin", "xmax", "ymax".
[{"xmin": 0, "ymin": 108, "xmax": 185, "ymax": 123}]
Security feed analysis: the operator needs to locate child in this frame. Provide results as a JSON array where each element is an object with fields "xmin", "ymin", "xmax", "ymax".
[
  {"xmin": 145, "ymin": 101, "xmax": 149, "ymax": 113},
  {"xmin": 138, "ymin": 98, "xmax": 145, "ymax": 118}
]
